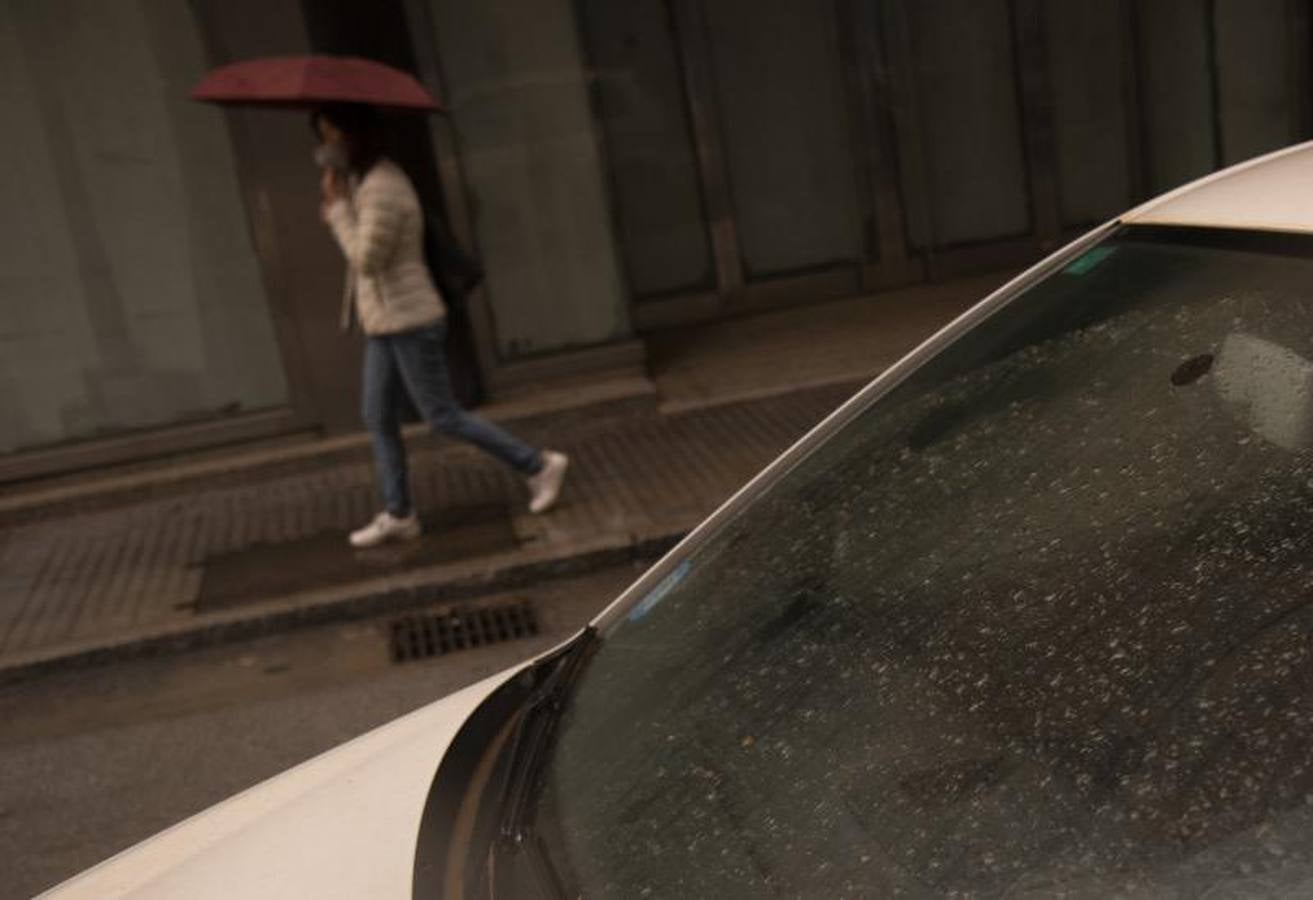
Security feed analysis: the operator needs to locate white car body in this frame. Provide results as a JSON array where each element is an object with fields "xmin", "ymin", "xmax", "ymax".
[
  {"xmin": 40, "ymin": 140, "xmax": 1313, "ymax": 899},
  {"xmin": 39, "ymin": 670, "xmax": 525, "ymax": 899}
]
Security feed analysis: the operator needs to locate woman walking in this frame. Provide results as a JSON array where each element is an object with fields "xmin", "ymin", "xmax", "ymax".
[{"xmin": 313, "ymin": 103, "xmax": 568, "ymax": 548}]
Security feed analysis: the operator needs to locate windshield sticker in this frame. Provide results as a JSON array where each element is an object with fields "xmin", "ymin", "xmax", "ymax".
[
  {"xmin": 1063, "ymin": 246, "xmax": 1116, "ymax": 276},
  {"xmin": 628, "ymin": 559, "xmax": 692, "ymax": 623}
]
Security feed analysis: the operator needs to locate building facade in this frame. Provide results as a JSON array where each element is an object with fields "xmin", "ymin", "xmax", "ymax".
[{"xmin": 2, "ymin": 0, "xmax": 1309, "ymax": 480}]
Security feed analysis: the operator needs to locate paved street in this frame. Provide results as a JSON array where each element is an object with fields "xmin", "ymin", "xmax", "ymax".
[
  {"xmin": 0, "ymin": 278, "xmax": 998, "ymax": 681},
  {"xmin": 0, "ymin": 562, "xmax": 645, "ymax": 900},
  {"xmin": 0, "ymin": 276, "xmax": 1005, "ymax": 898},
  {"xmin": 0, "ymin": 387, "xmax": 846, "ymax": 673}
]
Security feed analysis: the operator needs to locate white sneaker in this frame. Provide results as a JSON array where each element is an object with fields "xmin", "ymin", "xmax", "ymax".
[
  {"xmin": 349, "ymin": 511, "xmax": 421, "ymax": 548},
  {"xmin": 527, "ymin": 451, "xmax": 569, "ymax": 515}
]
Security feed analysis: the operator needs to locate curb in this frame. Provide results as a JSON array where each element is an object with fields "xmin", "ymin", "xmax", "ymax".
[
  {"xmin": 0, "ymin": 380, "xmax": 657, "ymax": 529},
  {"xmin": 0, "ymin": 528, "xmax": 685, "ymax": 686}
]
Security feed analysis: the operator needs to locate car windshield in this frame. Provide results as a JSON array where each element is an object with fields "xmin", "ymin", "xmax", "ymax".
[{"xmin": 531, "ymin": 225, "xmax": 1313, "ymax": 896}]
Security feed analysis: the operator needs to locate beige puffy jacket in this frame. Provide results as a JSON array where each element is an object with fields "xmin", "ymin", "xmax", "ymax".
[{"xmin": 324, "ymin": 159, "xmax": 446, "ymax": 335}]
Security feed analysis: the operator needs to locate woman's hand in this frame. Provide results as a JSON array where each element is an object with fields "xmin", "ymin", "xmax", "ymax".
[{"xmin": 320, "ymin": 167, "xmax": 346, "ymax": 216}]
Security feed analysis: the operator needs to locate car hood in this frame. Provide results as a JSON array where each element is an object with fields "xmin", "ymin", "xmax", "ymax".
[{"xmin": 38, "ymin": 666, "xmax": 523, "ymax": 899}]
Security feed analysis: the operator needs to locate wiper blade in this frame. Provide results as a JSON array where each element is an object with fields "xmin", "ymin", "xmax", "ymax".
[{"xmin": 493, "ymin": 627, "xmax": 598, "ymax": 894}]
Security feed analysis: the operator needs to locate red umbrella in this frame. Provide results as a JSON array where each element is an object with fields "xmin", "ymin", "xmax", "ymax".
[{"xmin": 192, "ymin": 55, "xmax": 441, "ymax": 112}]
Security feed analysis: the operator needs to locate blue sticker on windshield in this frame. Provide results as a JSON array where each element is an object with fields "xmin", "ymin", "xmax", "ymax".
[
  {"xmin": 628, "ymin": 559, "xmax": 692, "ymax": 623},
  {"xmin": 1063, "ymin": 246, "xmax": 1116, "ymax": 275}
]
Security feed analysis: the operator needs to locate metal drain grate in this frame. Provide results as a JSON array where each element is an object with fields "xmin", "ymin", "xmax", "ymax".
[{"xmin": 388, "ymin": 600, "xmax": 540, "ymax": 663}]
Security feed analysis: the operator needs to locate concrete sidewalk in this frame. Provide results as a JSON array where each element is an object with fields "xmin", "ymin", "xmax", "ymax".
[
  {"xmin": 0, "ymin": 276, "xmax": 1003, "ymax": 681},
  {"xmin": 0, "ymin": 386, "xmax": 849, "ymax": 678}
]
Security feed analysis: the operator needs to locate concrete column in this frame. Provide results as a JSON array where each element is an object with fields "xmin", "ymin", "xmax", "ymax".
[
  {"xmin": 0, "ymin": 0, "xmax": 292, "ymax": 454},
  {"xmin": 421, "ymin": 0, "xmax": 633, "ymax": 360}
]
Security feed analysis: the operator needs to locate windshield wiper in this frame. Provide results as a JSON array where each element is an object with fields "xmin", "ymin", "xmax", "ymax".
[{"xmin": 492, "ymin": 626, "xmax": 599, "ymax": 898}]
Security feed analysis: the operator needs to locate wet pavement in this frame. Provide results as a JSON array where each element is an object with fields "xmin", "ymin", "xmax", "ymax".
[
  {"xmin": 0, "ymin": 278, "xmax": 997, "ymax": 679},
  {"xmin": 0, "ymin": 275, "xmax": 1009, "ymax": 898},
  {"xmin": 195, "ymin": 503, "xmax": 517, "ymax": 612},
  {"xmin": 0, "ymin": 562, "xmax": 645, "ymax": 900},
  {"xmin": 0, "ymin": 385, "xmax": 854, "ymax": 679}
]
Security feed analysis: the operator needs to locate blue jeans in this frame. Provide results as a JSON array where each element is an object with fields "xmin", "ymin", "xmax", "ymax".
[{"xmin": 363, "ymin": 321, "xmax": 542, "ymax": 516}]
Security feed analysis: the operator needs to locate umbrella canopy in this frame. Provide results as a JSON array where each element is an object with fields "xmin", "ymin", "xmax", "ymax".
[{"xmin": 192, "ymin": 55, "xmax": 441, "ymax": 112}]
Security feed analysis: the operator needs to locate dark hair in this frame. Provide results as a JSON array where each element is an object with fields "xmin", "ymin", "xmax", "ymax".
[{"xmin": 311, "ymin": 103, "xmax": 384, "ymax": 174}]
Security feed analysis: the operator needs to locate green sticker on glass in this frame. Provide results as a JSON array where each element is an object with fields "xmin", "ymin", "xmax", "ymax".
[{"xmin": 1063, "ymin": 246, "xmax": 1116, "ymax": 276}]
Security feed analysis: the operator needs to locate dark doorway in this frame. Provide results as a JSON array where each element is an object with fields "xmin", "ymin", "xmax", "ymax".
[{"xmin": 301, "ymin": 0, "xmax": 484, "ymax": 408}]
